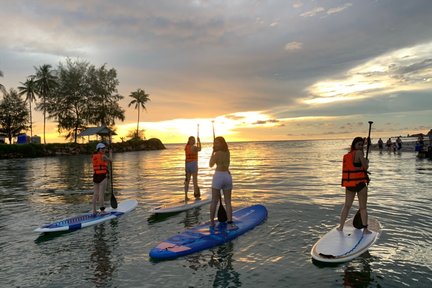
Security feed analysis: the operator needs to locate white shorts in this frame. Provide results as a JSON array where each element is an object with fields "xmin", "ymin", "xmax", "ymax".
[{"xmin": 212, "ymin": 171, "xmax": 232, "ymax": 190}]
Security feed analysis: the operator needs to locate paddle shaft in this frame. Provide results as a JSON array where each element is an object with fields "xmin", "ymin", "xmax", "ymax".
[
  {"xmin": 366, "ymin": 121, "xmax": 373, "ymax": 159},
  {"xmin": 109, "ymin": 133, "xmax": 118, "ymax": 209}
]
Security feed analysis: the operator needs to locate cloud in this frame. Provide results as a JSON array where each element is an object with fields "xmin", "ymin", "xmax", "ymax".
[
  {"xmin": 300, "ymin": 3, "xmax": 352, "ymax": 17},
  {"xmin": 300, "ymin": 7, "xmax": 325, "ymax": 17},
  {"xmin": 304, "ymin": 41, "xmax": 432, "ymax": 104},
  {"xmin": 284, "ymin": 41, "xmax": 303, "ymax": 51},
  {"xmin": 327, "ymin": 3, "xmax": 353, "ymax": 15}
]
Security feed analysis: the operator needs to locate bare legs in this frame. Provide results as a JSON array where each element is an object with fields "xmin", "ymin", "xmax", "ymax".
[
  {"xmin": 209, "ymin": 188, "xmax": 234, "ymax": 228},
  {"xmin": 184, "ymin": 171, "xmax": 199, "ymax": 200},
  {"xmin": 223, "ymin": 189, "xmax": 233, "ymax": 222},
  {"xmin": 92, "ymin": 178, "xmax": 107, "ymax": 214},
  {"xmin": 209, "ymin": 188, "xmax": 220, "ymax": 226},
  {"xmin": 357, "ymin": 187, "xmax": 371, "ymax": 234},
  {"xmin": 337, "ymin": 186, "xmax": 371, "ymax": 234},
  {"xmin": 184, "ymin": 173, "xmax": 191, "ymax": 201}
]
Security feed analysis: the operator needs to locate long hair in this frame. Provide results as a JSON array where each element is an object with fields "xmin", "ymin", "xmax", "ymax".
[
  {"xmin": 186, "ymin": 136, "xmax": 195, "ymax": 146},
  {"xmin": 350, "ymin": 137, "xmax": 364, "ymax": 151},
  {"xmin": 214, "ymin": 136, "xmax": 229, "ymax": 152}
]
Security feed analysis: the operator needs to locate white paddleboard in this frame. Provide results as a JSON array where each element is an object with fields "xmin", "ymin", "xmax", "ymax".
[
  {"xmin": 34, "ymin": 199, "xmax": 138, "ymax": 233},
  {"xmin": 311, "ymin": 218, "xmax": 381, "ymax": 263},
  {"xmin": 149, "ymin": 188, "xmax": 212, "ymax": 214}
]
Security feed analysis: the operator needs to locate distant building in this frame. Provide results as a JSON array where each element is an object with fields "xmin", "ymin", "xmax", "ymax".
[
  {"xmin": 17, "ymin": 134, "xmax": 30, "ymax": 144},
  {"xmin": 31, "ymin": 135, "xmax": 41, "ymax": 144}
]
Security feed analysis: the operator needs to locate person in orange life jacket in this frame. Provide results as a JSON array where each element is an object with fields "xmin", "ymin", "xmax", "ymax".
[
  {"xmin": 184, "ymin": 136, "xmax": 201, "ymax": 200},
  {"xmin": 338, "ymin": 137, "xmax": 372, "ymax": 234},
  {"xmin": 92, "ymin": 143, "xmax": 112, "ymax": 214}
]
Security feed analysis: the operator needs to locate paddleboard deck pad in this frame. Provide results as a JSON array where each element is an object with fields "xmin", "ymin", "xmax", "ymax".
[
  {"xmin": 149, "ymin": 204, "xmax": 268, "ymax": 260},
  {"xmin": 34, "ymin": 199, "xmax": 138, "ymax": 233},
  {"xmin": 149, "ymin": 189, "xmax": 211, "ymax": 214},
  {"xmin": 311, "ymin": 218, "xmax": 381, "ymax": 263}
]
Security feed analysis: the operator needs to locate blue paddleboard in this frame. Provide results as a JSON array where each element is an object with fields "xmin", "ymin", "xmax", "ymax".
[
  {"xmin": 149, "ymin": 204, "xmax": 267, "ymax": 260},
  {"xmin": 34, "ymin": 199, "xmax": 138, "ymax": 233}
]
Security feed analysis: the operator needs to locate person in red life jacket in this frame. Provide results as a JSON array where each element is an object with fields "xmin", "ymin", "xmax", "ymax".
[
  {"xmin": 338, "ymin": 137, "xmax": 371, "ymax": 234},
  {"xmin": 184, "ymin": 136, "xmax": 201, "ymax": 200},
  {"xmin": 92, "ymin": 143, "xmax": 112, "ymax": 214}
]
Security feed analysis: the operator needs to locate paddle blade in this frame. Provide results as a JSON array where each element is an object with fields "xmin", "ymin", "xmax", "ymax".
[
  {"xmin": 110, "ymin": 193, "xmax": 118, "ymax": 209},
  {"xmin": 353, "ymin": 209, "xmax": 363, "ymax": 229},
  {"xmin": 217, "ymin": 201, "xmax": 228, "ymax": 223}
]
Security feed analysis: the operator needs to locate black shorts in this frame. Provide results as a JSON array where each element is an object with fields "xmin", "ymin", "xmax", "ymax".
[
  {"xmin": 93, "ymin": 173, "xmax": 107, "ymax": 184},
  {"xmin": 346, "ymin": 182, "xmax": 367, "ymax": 193}
]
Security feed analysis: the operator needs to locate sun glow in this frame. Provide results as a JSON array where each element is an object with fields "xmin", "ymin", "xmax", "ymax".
[{"xmin": 114, "ymin": 111, "xmax": 276, "ymax": 144}]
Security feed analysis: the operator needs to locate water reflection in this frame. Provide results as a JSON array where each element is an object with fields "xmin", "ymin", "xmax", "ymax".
[
  {"xmin": 89, "ymin": 224, "xmax": 116, "ymax": 287},
  {"xmin": 209, "ymin": 242, "xmax": 241, "ymax": 288},
  {"xmin": 342, "ymin": 255, "xmax": 374, "ymax": 288}
]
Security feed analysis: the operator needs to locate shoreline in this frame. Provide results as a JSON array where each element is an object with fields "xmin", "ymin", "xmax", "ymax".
[{"xmin": 0, "ymin": 138, "xmax": 165, "ymax": 159}]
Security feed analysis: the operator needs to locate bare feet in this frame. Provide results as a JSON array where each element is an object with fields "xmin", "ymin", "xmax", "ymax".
[
  {"xmin": 336, "ymin": 226, "xmax": 343, "ymax": 231},
  {"xmin": 227, "ymin": 221, "xmax": 238, "ymax": 231},
  {"xmin": 363, "ymin": 228, "xmax": 372, "ymax": 234}
]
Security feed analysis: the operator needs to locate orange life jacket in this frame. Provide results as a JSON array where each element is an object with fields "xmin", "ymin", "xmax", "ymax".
[
  {"xmin": 185, "ymin": 144, "xmax": 198, "ymax": 163},
  {"xmin": 341, "ymin": 150, "xmax": 369, "ymax": 187},
  {"xmin": 92, "ymin": 152, "xmax": 108, "ymax": 174}
]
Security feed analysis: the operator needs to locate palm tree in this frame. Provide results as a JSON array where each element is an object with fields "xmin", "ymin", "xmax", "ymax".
[
  {"xmin": 128, "ymin": 89, "xmax": 150, "ymax": 138},
  {"xmin": 34, "ymin": 64, "xmax": 57, "ymax": 144},
  {"xmin": 0, "ymin": 70, "xmax": 5, "ymax": 94},
  {"xmin": 18, "ymin": 76, "xmax": 37, "ymax": 139}
]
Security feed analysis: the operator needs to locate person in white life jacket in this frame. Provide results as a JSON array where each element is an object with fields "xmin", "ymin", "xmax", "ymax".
[
  {"xmin": 184, "ymin": 136, "xmax": 201, "ymax": 200},
  {"xmin": 338, "ymin": 137, "xmax": 371, "ymax": 234},
  {"xmin": 92, "ymin": 143, "xmax": 112, "ymax": 214}
]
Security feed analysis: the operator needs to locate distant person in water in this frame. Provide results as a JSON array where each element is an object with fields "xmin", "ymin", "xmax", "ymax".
[
  {"xmin": 209, "ymin": 136, "xmax": 236, "ymax": 230},
  {"xmin": 339, "ymin": 137, "xmax": 371, "ymax": 234},
  {"xmin": 184, "ymin": 136, "xmax": 201, "ymax": 200},
  {"xmin": 396, "ymin": 137, "xmax": 402, "ymax": 151},
  {"xmin": 92, "ymin": 143, "xmax": 112, "ymax": 214},
  {"xmin": 386, "ymin": 138, "xmax": 392, "ymax": 152},
  {"xmin": 377, "ymin": 138, "xmax": 384, "ymax": 151}
]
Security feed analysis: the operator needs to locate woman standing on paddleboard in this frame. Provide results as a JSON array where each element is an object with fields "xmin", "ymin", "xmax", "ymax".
[
  {"xmin": 184, "ymin": 136, "xmax": 201, "ymax": 200},
  {"xmin": 338, "ymin": 137, "xmax": 371, "ymax": 234},
  {"xmin": 209, "ymin": 136, "xmax": 236, "ymax": 230},
  {"xmin": 92, "ymin": 143, "xmax": 112, "ymax": 214}
]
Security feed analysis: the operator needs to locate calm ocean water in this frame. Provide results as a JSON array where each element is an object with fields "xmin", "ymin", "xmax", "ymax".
[{"xmin": 0, "ymin": 140, "xmax": 431, "ymax": 288}]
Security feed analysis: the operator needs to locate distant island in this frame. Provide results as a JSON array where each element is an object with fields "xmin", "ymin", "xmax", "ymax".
[{"xmin": 0, "ymin": 138, "xmax": 165, "ymax": 159}]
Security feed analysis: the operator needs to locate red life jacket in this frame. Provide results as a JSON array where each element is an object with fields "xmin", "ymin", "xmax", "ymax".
[
  {"xmin": 92, "ymin": 152, "xmax": 108, "ymax": 174},
  {"xmin": 341, "ymin": 150, "xmax": 369, "ymax": 187},
  {"xmin": 185, "ymin": 144, "xmax": 198, "ymax": 163}
]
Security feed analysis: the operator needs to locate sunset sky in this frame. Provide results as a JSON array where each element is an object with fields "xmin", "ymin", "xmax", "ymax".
[{"xmin": 1, "ymin": 0, "xmax": 432, "ymax": 144}]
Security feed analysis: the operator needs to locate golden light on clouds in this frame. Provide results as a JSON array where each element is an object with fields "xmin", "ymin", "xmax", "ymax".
[{"xmin": 304, "ymin": 41, "xmax": 432, "ymax": 105}]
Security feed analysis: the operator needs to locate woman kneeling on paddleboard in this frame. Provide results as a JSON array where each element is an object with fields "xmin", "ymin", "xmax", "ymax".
[
  {"xmin": 92, "ymin": 143, "xmax": 112, "ymax": 214},
  {"xmin": 338, "ymin": 137, "xmax": 371, "ymax": 234},
  {"xmin": 209, "ymin": 136, "xmax": 236, "ymax": 230}
]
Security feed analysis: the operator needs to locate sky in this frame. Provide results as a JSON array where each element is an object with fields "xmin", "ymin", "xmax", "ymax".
[{"xmin": 1, "ymin": 0, "xmax": 432, "ymax": 144}]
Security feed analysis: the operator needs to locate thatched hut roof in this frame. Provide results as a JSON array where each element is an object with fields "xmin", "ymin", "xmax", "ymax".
[{"xmin": 78, "ymin": 125, "xmax": 117, "ymax": 137}]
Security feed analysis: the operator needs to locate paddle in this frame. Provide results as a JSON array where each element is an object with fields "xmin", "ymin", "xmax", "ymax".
[
  {"xmin": 109, "ymin": 132, "xmax": 118, "ymax": 209},
  {"xmin": 353, "ymin": 121, "xmax": 373, "ymax": 229},
  {"xmin": 212, "ymin": 120, "xmax": 228, "ymax": 223},
  {"xmin": 194, "ymin": 124, "xmax": 201, "ymax": 198}
]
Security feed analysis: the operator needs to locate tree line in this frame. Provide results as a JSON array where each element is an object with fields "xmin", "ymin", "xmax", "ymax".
[{"xmin": 0, "ymin": 59, "xmax": 150, "ymax": 144}]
